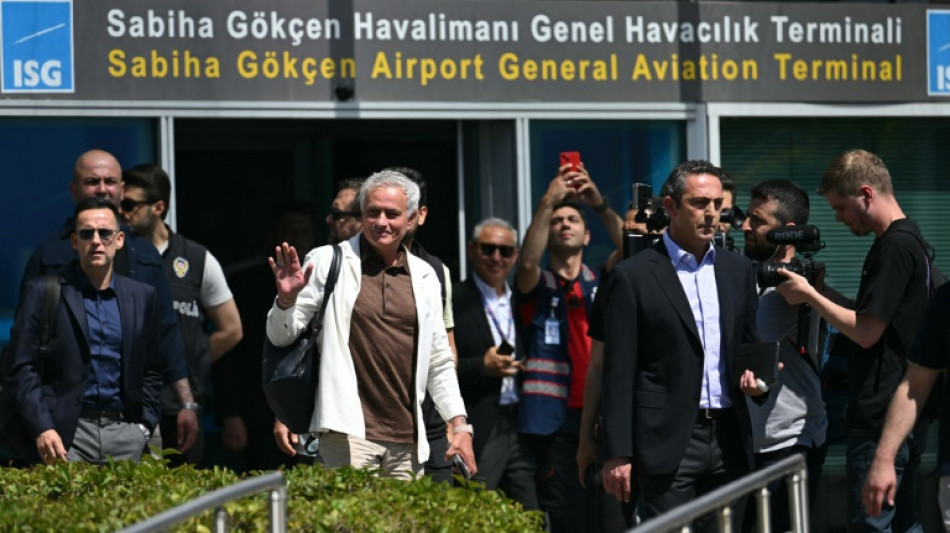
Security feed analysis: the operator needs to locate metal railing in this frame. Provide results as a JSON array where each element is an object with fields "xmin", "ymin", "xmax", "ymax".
[
  {"xmin": 118, "ymin": 470, "xmax": 287, "ymax": 533},
  {"xmin": 631, "ymin": 453, "xmax": 809, "ymax": 533}
]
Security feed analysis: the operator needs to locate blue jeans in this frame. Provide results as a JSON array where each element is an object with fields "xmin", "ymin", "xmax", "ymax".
[{"xmin": 846, "ymin": 424, "xmax": 927, "ymax": 533}]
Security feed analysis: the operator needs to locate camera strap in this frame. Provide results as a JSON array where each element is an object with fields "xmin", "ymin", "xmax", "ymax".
[{"xmin": 783, "ymin": 307, "xmax": 825, "ymax": 377}]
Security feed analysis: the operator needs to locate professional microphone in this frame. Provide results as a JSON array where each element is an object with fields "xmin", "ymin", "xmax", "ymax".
[
  {"xmin": 766, "ymin": 225, "xmax": 823, "ymax": 253},
  {"xmin": 766, "ymin": 225, "xmax": 820, "ymax": 245}
]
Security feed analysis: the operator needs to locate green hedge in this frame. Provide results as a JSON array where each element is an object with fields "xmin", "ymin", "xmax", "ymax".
[{"xmin": 0, "ymin": 455, "xmax": 544, "ymax": 532}]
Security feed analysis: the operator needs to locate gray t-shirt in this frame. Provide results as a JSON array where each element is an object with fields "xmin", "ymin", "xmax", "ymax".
[{"xmin": 746, "ymin": 288, "xmax": 828, "ymax": 453}]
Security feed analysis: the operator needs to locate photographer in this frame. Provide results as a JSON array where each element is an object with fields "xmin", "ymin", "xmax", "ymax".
[
  {"xmin": 776, "ymin": 149, "xmax": 937, "ymax": 532},
  {"xmin": 741, "ymin": 180, "xmax": 828, "ymax": 530}
]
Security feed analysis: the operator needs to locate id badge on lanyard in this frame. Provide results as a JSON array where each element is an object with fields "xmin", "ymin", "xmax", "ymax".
[{"xmin": 544, "ymin": 296, "xmax": 560, "ymax": 345}]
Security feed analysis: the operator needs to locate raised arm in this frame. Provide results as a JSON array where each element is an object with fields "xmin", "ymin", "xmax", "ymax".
[{"xmin": 516, "ymin": 170, "xmax": 574, "ymax": 294}]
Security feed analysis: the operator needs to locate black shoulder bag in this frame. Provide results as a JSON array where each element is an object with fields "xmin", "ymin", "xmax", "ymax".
[{"xmin": 262, "ymin": 245, "xmax": 342, "ymax": 435}]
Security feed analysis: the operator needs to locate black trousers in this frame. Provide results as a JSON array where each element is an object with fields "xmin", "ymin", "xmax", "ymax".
[
  {"xmin": 637, "ymin": 409, "xmax": 750, "ymax": 533},
  {"xmin": 475, "ymin": 406, "xmax": 539, "ymax": 511}
]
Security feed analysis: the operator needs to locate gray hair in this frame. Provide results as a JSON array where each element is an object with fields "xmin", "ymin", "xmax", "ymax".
[
  {"xmin": 471, "ymin": 217, "xmax": 518, "ymax": 242},
  {"xmin": 359, "ymin": 170, "xmax": 420, "ymax": 217}
]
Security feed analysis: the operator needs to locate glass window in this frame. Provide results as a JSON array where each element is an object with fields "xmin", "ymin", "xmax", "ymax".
[
  {"xmin": 721, "ymin": 117, "xmax": 950, "ymax": 299},
  {"xmin": 0, "ymin": 117, "xmax": 155, "ymax": 344},
  {"xmin": 529, "ymin": 120, "xmax": 685, "ymax": 269}
]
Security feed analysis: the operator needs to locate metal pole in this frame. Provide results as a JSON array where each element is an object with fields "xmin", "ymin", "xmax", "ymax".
[
  {"xmin": 787, "ymin": 471, "xmax": 804, "ymax": 533},
  {"xmin": 797, "ymin": 463, "xmax": 810, "ymax": 533},
  {"xmin": 213, "ymin": 507, "xmax": 228, "ymax": 533},
  {"xmin": 754, "ymin": 486, "xmax": 771, "ymax": 533},
  {"xmin": 269, "ymin": 486, "xmax": 287, "ymax": 533},
  {"xmin": 717, "ymin": 505, "xmax": 732, "ymax": 533}
]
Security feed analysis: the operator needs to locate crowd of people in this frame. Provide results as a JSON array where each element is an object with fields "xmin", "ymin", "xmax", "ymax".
[{"xmin": 1, "ymin": 147, "xmax": 947, "ymax": 533}]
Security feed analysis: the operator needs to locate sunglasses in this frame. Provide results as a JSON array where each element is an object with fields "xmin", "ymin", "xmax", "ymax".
[
  {"xmin": 329, "ymin": 206, "xmax": 361, "ymax": 221},
  {"xmin": 120, "ymin": 198, "xmax": 151, "ymax": 212},
  {"xmin": 77, "ymin": 228, "xmax": 120, "ymax": 243},
  {"xmin": 478, "ymin": 243, "xmax": 515, "ymax": 258}
]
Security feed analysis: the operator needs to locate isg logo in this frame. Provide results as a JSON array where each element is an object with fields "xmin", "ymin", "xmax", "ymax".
[
  {"xmin": 0, "ymin": 0, "xmax": 74, "ymax": 93},
  {"xmin": 928, "ymin": 10, "xmax": 950, "ymax": 96}
]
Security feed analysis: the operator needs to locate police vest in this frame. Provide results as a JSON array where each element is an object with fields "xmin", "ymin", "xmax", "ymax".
[
  {"xmin": 160, "ymin": 231, "xmax": 209, "ymax": 413},
  {"xmin": 517, "ymin": 264, "xmax": 598, "ymax": 436}
]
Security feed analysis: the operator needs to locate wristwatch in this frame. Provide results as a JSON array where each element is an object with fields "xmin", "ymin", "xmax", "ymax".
[
  {"xmin": 593, "ymin": 196, "xmax": 610, "ymax": 214},
  {"xmin": 453, "ymin": 423, "xmax": 475, "ymax": 437},
  {"xmin": 181, "ymin": 402, "xmax": 200, "ymax": 412},
  {"xmin": 136, "ymin": 423, "xmax": 152, "ymax": 441}
]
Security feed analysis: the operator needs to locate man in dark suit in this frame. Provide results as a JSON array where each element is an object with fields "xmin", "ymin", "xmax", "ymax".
[
  {"xmin": 19, "ymin": 149, "xmax": 197, "ymax": 454},
  {"xmin": 601, "ymin": 160, "xmax": 763, "ymax": 529},
  {"xmin": 3, "ymin": 198, "xmax": 163, "ymax": 464},
  {"xmin": 455, "ymin": 217, "xmax": 537, "ymax": 509}
]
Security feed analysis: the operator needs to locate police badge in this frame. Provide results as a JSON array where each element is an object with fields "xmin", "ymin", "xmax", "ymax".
[{"xmin": 173, "ymin": 257, "xmax": 189, "ymax": 278}]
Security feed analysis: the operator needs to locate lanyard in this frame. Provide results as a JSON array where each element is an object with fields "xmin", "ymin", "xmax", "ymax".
[{"xmin": 481, "ymin": 294, "xmax": 514, "ymax": 345}]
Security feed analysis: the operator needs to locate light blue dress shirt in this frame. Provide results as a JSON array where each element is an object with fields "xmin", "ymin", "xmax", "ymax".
[
  {"xmin": 473, "ymin": 274, "xmax": 519, "ymax": 406},
  {"xmin": 663, "ymin": 233, "xmax": 729, "ymax": 409}
]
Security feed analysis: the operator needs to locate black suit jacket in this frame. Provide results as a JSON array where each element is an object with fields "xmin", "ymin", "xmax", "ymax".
[
  {"xmin": 3, "ymin": 265, "xmax": 163, "ymax": 461},
  {"xmin": 454, "ymin": 278, "xmax": 520, "ymax": 458},
  {"xmin": 602, "ymin": 240, "xmax": 759, "ymax": 476}
]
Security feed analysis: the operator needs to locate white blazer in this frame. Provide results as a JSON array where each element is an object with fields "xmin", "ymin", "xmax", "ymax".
[{"xmin": 266, "ymin": 234, "xmax": 466, "ymax": 461}]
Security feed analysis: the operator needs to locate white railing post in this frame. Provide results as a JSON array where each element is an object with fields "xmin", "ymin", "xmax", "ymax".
[{"xmin": 270, "ymin": 485, "xmax": 287, "ymax": 533}]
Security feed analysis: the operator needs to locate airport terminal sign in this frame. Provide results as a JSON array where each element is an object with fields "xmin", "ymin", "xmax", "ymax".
[{"xmin": 0, "ymin": 0, "xmax": 946, "ymax": 102}]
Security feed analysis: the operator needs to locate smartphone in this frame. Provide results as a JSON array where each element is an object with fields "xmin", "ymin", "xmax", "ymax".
[
  {"xmin": 497, "ymin": 340, "xmax": 514, "ymax": 356},
  {"xmin": 452, "ymin": 453, "xmax": 473, "ymax": 480},
  {"xmin": 559, "ymin": 151, "xmax": 582, "ymax": 173}
]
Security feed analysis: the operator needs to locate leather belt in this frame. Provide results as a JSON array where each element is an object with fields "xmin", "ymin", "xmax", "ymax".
[
  {"xmin": 80, "ymin": 407, "xmax": 125, "ymax": 423},
  {"xmin": 697, "ymin": 408, "xmax": 731, "ymax": 423}
]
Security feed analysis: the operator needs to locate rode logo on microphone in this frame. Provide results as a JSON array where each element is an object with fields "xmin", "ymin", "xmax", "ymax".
[
  {"xmin": 1, "ymin": 0, "xmax": 74, "ymax": 93},
  {"xmin": 928, "ymin": 10, "xmax": 950, "ymax": 96}
]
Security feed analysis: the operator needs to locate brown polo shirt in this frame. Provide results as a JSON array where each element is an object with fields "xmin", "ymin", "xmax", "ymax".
[{"xmin": 349, "ymin": 236, "xmax": 418, "ymax": 443}]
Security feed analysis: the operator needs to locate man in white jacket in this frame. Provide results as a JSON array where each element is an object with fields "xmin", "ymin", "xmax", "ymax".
[{"xmin": 266, "ymin": 170, "xmax": 476, "ymax": 480}]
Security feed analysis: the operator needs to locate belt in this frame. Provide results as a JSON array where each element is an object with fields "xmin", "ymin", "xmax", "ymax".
[
  {"xmin": 80, "ymin": 407, "xmax": 125, "ymax": 423},
  {"xmin": 697, "ymin": 408, "xmax": 731, "ymax": 423},
  {"xmin": 498, "ymin": 404, "xmax": 518, "ymax": 416}
]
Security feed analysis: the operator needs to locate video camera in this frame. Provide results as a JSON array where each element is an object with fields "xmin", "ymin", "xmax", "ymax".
[
  {"xmin": 753, "ymin": 224, "xmax": 825, "ymax": 288},
  {"xmin": 623, "ymin": 183, "xmax": 667, "ymax": 258},
  {"xmin": 713, "ymin": 205, "xmax": 745, "ymax": 252}
]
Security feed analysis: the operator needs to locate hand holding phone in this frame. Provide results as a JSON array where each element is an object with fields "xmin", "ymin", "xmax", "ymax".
[{"xmin": 453, "ymin": 453, "xmax": 473, "ymax": 480}]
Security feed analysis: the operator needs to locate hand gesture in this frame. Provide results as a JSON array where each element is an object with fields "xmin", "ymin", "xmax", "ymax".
[
  {"xmin": 222, "ymin": 416, "xmax": 248, "ymax": 452},
  {"xmin": 775, "ymin": 267, "xmax": 818, "ymax": 306},
  {"xmin": 483, "ymin": 346, "xmax": 524, "ymax": 378},
  {"xmin": 273, "ymin": 419, "xmax": 298, "ymax": 457},
  {"xmin": 177, "ymin": 407, "xmax": 199, "ymax": 452},
  {"xmin": 35, "ymin": 429, "xmax": 67, "ymax": 464},
  {"xmin": 862, "ymin": 456, "xmax": 897, "ymax": 517},
  {"xmin": 269, "ymin": 242, "xmax": 314, "ymax": 307},
  {"xmin": 543, "ymin": 168, "xmax": 579, "ymax": 206},
  {"xmin": 562, "ymin": 164, "xmax": 604, "ymax": 209},
  {"xmin": 603, "ymin": 457, "xmax": 634, "ymax": 502}
]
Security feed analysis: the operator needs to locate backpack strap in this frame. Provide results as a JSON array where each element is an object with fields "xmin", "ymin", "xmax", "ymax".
[
  {"xmin": 892, "ymin": 226, "xmax": 940, "ymax": 298},
  {"xmin": 36, "ymin": 274, "xmax": 61, "ymax": 382},
  {"xmin": 38, "ymin": 275, "xmax": 60, "ymax": 355}
]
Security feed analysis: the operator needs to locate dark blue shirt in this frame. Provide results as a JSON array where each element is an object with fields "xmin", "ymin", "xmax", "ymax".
[
  {"xmin": 20, "ymin": 219, "xmax": 187, "ymax": 383},
  {"xmin": 78, "ymin": 265, "xmax": 124, "ymax": 411}
]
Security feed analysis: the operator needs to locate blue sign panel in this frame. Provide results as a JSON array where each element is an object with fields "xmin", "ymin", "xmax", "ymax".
[
  {"xmin": 0, "ymin": 0, "xmax": 74, "ymax": 93},
  {"xmin": 928, "ymin": 10, "xmax": 950, "ymax": 96}
]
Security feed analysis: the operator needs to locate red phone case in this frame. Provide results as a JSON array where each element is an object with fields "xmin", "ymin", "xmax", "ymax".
[{"xmin": 560, "ymin": 151, "xmax": 581, "ymax": 171}]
